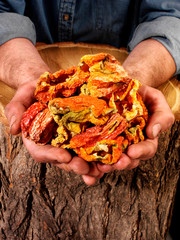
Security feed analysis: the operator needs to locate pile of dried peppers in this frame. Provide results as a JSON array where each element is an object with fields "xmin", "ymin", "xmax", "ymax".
[{"xmin": 21, "ymin": 53, "xmax": 148, "ymax": 164}]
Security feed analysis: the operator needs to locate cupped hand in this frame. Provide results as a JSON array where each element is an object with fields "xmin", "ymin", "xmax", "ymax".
[
  {"xmin": 22, "ymin": 135, "xmax": 103, "ymax": 185},
  {"xmin": 97, "ymin": 84, "xmax": 175, "ymax": 173},
  {"xmin": 4, "ymin": 81, "xmax": 103, "ymax": 185},
  {"xmin": 5, "ymin": 82, "xmax": 174, "ymax": 184}
]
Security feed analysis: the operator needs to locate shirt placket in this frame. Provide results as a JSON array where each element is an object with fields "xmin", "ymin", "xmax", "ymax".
[{"xmin": 58, "ymin": 0, "xmax": 76, "ymax": 42}]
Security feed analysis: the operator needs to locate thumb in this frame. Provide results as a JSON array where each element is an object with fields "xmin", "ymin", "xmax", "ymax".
[
  {"xmin": 139, "ymin": 85, "xmax": 175, "ymax": 139},
  {"xmin": 4, "ymin": 81, "xmax": 36, "ymax": 135},
  {"xmin": 146, "ymin": 110, "xmax": 174, "ymax": 139},
  {"xmin": 144, "ymin": 90, "xmax": 175, "ymax": 139},
  {"xmin": 5, "ymin": 100, "xmax": 27, "ymax": 135}
]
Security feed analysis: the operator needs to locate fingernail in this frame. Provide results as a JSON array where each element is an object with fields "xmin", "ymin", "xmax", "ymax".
[
  {"xmin": 10, "ymin": 115, "xmax": 16, "ymax": 130},
  {"xmin": 152, "ymin": 124, "xmax": 161, "ymax": 138}
]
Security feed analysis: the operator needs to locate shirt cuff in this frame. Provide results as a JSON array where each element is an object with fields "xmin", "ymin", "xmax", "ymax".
[
  {"xmin": 0, "ymin": 12, "xmax": 36, "ymax": 46},
  {"xmin": 128, "ymin": 16, "xmax": 180, "ymax": 75}
]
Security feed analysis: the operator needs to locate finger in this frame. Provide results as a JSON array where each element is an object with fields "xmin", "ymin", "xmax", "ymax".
[
  {"xmin": 22, "ymin": 135, "xmax": 72, "ymax": 164},
  {"xmin": 97, "ymin": 153, "xmax": 134, "ymax": 172},
  {"xmin": 87, "ymin": 162, "xmax": 103, "ymax": 177},
  {"xmin": 147, "ymin": 111, "xmax": 174, "ymax": 139},
  {"xmin": 127, "ymin": 137, "xmax": 158, "ymax": 160},
  {"xmin": 5, "ymin": 83, "xmax": 36, "ymax": 135},
  {"xmin": 55, "ymin": 160, "xmax": 104, "ymax": 180},
  {"xmin": 53, "ymin": 162, "xmax": 72, "ymax": 172},
  {"xmin": 81, "ymin": 170, "xmax": 104, "ymax": 186},
  {"xmin": 112, "ymin": 153, "xmax": 132, "ymax": 170},
  {"xmin": 5, "ymin": 100, "xmax": 27, "ymax": 135},
  {"xmin": 96, "ymin": 172, "xmax": 104, "ymax": 179},
  {"xmin": 67, "ymin": 156, "xmax": 91, "ymax": 175},
  {"xmin": 140, "ymin": 86, "xmax": 175, "ymax": 138},
  {"xmin": 126, "ymin": 159, "xmax": 140, "ymax": 170},
  {"xmin": 97, "ymin": 162, "xmax": 113, "ymax": 173},
  {"xmin": 80, "ymin": 162, "xmax": 105, "ymax": 185},
  {"xmin": 82, "ymin": 175, "xmax": 97, "ymax": 186}
]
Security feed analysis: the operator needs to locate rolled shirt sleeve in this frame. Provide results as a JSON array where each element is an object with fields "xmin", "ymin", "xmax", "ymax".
[
  {"xmin": 128, "ymin": 0, "xmax": 180, "ymax": 75},
  {"xmin": 0, "ymin": 12, "xmax": 36, "ymax": 46}
]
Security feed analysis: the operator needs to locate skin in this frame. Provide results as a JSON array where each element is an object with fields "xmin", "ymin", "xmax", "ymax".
[{"xmin": 0, "ymin": 38, "xmax": 175, "ymax": 185}]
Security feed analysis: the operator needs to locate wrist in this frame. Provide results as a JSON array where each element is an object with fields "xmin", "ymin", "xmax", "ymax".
[
  {"xmin": 123, "ymin": 39, "xmax": 176, "ymax": 87},
  {"xmin": 0, "ymin": 38, "xmax": 50, "ymax": 89}
]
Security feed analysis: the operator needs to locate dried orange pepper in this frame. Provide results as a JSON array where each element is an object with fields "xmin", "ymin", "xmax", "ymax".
[{"xmin": 21, "ymin": 53, "xmax": 148, "ymax": 164}]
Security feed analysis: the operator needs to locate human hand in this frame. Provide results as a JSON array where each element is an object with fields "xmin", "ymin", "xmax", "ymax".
[
  {"xmin": 97, "ymin": 84, "xmax": 175, "ymax": 173},
  {"xmin": 96, "ymin": 39, "xmax": 176, "ymax": 176},
  {"xmin": 1, "ymin": 38, "xmax": 103, "ymax": 185},
  {"xmin": 5, "ymin": 81, "xmax": 103, "ymax": 185}
]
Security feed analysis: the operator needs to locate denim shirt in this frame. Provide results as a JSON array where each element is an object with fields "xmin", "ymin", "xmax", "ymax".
[{"xmin": 0, "ymin": 0, "xmax": 180, "ymax": 74}]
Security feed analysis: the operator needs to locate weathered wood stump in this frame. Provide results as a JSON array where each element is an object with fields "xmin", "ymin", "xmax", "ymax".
[{"xmin": 0, "ymin": 43, "xmax": 180, "ymax": 240}]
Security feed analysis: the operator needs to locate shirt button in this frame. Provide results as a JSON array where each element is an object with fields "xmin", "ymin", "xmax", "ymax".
[{"xmin": 63, "ymin": 14, "xmax": 69, "ymax": 21}]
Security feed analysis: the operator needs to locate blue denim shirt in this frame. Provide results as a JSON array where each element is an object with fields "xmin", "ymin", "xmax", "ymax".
[{"xmin": 0, "ymin": 0, "xmax": 180, "ymax": 74}]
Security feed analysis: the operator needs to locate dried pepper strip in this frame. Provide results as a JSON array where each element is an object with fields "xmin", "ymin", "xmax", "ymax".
[
  {"xmin": 34, "ymin": 67, "xmax": 77, "ymax": 103},
  {"xmin": 48, "ymin": 95, "xmax": 115, "ymax": 147},
  {"xmin": 69, "ymin": 113, "xmax": 127, "ymax": 148},
  {"xmin": 21, "ymin": 53, "xmax": 148, "ymax": 164},
  {"xmin": 34, "ymin": 65, "xmax": 90, "ymax": 103},
  {"xmin": 62, "ymin": 113, "xmax": 128, "ymax": 164},
  {"xmin": 124, "ymin": 116, "xmax": 146, "ymax": 144},
  {"xmin": 81, "ymin": 53, "xmax": 129, "ymax": 98},
  {"xmin": 21, "ymin": 102, "xmax": 47, "ymax": 137},
  {"xmin": 21, "ymin": 102, "xmax": 56, "ymax": 144},
  {"xmin": 48, "ymin": 95, "xmax": 114, "ymax": 118},
  {"xmin": 28, "ymin": 108, "xmax": 55, "ymax": 144},
  {"xmin": 75, "ymin": 136, "xmax": 127, "ymax": 164}
]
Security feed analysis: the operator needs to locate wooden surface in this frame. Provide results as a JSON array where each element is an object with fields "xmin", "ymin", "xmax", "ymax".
[
  {"xmin": 0, "ymin": 42, "xmax": 180, "ymax": 240},
  {"xmin": 158, "ymin": 77, "xmax": 180, "ymax": 120},
  {"xmin": 36, "ymin": 42, "xmax": 128, "ymax": 72}
]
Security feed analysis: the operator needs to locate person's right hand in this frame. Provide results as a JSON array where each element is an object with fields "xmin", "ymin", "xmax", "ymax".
[
  {"xmin": 4, "ymin": 80, "xmax": 103, "ymax": 185},
  {"xmin": 1, "ymin": 38, "xmax": 103, "ymax": 185}
]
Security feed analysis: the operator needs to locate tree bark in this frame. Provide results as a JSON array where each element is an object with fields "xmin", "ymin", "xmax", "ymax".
[
  {"xmin": 0, "ymin": 120, "xmax": 179, "ymax": 240},
  {"xmin": 0, "ymin": 43, "xmax": 180, "ymax": 240}
]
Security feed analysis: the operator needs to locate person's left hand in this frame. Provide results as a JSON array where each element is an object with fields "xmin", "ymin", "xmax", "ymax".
[{"xmin": 87, "ymin": 84, "xmax": 175, "ymax": 175}]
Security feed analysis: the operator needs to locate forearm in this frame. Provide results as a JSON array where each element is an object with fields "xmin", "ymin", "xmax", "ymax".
[
  {"xmin": 0, "ymin": 38, "xmax": 50, "ymax": 89},
  {"xmin": 123, "ymin": 39, "xmax": 176, "ymax": 87}
]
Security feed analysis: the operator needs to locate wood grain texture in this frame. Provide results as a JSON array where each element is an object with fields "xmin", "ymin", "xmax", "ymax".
[
  {"xmin": 36, "ymin": 42, "xmax": 128, "ymax": 72},
  {"xmin": 0, "ymin": 42, "xmax": 180, "ymax": 240},
  {"xmin": 158, "ymin": 77, "xmax": 180, "ymax": 120}
]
